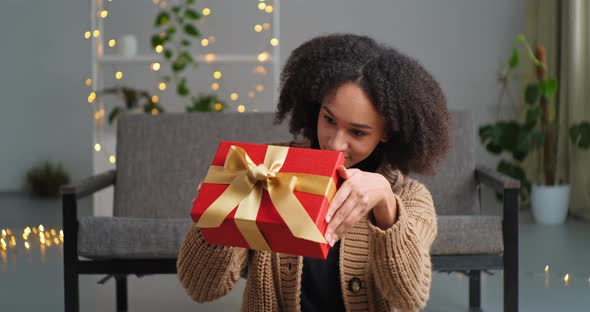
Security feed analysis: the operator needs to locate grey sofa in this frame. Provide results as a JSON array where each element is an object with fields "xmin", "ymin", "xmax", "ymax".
[{"xmin": 61, "ymin": 110, "xmax": 519, "ymax": 312}]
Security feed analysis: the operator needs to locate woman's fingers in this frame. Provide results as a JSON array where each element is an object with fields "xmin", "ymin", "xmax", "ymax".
[{"xmin": 326, "ymin": 198, "xmax": 358, "ymax": 246}]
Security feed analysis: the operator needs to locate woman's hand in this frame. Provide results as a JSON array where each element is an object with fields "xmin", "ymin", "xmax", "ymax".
[{"xmin": 324, "ymin": 165, "xmax": 398, "ymax": 246}]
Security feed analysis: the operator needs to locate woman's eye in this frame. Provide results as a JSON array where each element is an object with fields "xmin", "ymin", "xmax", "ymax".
[
  {"xmin": 324, "ymin": 116, "xmax": 336, "ymax": 124},
  {"xmin": 351, "ymin": 129, "xmax": 366, "ymax": 136}
]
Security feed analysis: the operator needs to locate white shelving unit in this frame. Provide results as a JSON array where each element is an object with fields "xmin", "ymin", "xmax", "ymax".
[{"xmin": 89, "ymin": 0, "xmax": 280, "ymax": 216}]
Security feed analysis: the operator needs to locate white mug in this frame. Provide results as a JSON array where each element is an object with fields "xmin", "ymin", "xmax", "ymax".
[{"xmin": 118, "ymin": 34, "xmax": 138, "ymax": 57}]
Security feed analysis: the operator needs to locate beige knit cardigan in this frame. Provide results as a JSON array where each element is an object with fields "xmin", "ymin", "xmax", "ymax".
[{"xmin": 177, "ymin": 141, "xmax": 438, "ymax": 311}]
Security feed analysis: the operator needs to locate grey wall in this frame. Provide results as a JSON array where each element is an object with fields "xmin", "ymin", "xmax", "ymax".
[{"xmin": 0, "ymin": 0, "xmax": 527, "ymax": 193}]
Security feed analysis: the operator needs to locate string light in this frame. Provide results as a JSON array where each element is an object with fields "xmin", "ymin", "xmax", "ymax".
[
  {"xmin": 108, "ymin": 39, "xmax": 116, "ymax": 47},
  {"xmin": 151, "ymin": 95, "xmax": 159, "ymax": 103},
  {"xmin": 254, "ymin": 24, "xmax": 263, "ymax": 32},
  {"xmin": 256, "ymin": 84, "xmax": 264, "ymax": 92},
  {"xmin": 1, "ymin": 230, "xmax": 5, "ymax": 237},
  {"xmin": 84, "ymin": 31, "xmax": 91, "ymax": 39},
  {"xmin": 201, "ymin": 39, "xmax": 209, "ymax": 47},
  {"xmin": 109, "ymin": 155, "xmax": 116, "ymax": 164},
  {"xmin": 151, "ymin": 63, "xmax": 161, "ymax": 71},
  {"xmin": 158, "ymin": 82, "xmax": 167, "ymax": 91},
  {"xmin": 214, "ymin": 103, "xmax": 223, "ymax": 111},
  {"xmin": 202, "ymin": 8, "xmax": 211, "ymax": 16},
  {"xmin": 263, "ymin": 23, "xmax": 271, "ymax": 30},
  {"xmin": 6, "ymin": 229, "xmax": 11, "ymax": 236},
  {"xmin": 204, "ymin": 53, "xmax": 217, "ymax": 63},
  {"xmin": 50, "ymin": 229, "xmax": 56, "ymax": 236},
  {"xmin": 237, "ymin": 105, "xmax": 246, "ymax": 113},
  {"xmin": 115, "ymin": 71, "xmax": 123, "ymax": 79},
  {"xmin": 270, "ymin": 38, "xmax": 279, "ymax": 46},
  {"xmin": 100, "ymin": 10, "xmax": 108, "ymax": 18},
  {"xmin": 88, "ymin": 92, "xmax": 96, "ymax": 103},
  {"xmin": 211, "ymin": 83, "xmax": 220, "ymax": 91},
  {"xmin": 93, "ymin": 30, "xmax": 100, "ymax": 38},
  {"xmin": 257, "ymin": 52, "xmax": 270, "ymax": 62},
  {"xmin": 151, "ymin": 108, "xmax": 159, "ymax": 116},
  {"xmin": 95, "ymin": 143, "xmax": 102, "ymax": 152},
  {"xmin": 254, "ymin": 66, "xmax": 267, "ymax": 75},
  {"xmin": 248, "ymin": 91, "xmax": 256, "ymax": 98},
  {"xmin": 213, "ymin": 71, "xmax": 222, "ymax": 79},
  {"xmin": 564, "ymin": 274, "xmax": 570, "ymax": 286},
  {"xmin": 38, "ymin": 225, "xmax": 44, "ymax": 232},
  {"xmin": 230, "ymin": 93, "xmax": 239, "ymax": 101},
  {"xmin": 53, "ymin": 238, "xmax": 60, "ymax": 245},
  {"xmin": 208, "ymin": 36, "xmax": 216, "ymax": 43},
  {"xmin": 85, "ymin": 79, "xmax": 92, "ymax": 87},
  {"xmin": 155, "ymin": 45, "xmax": 163, "ymax": 53},
  {"xmin": 258, "ymin": 2, "xmax": 267, "ymax": 10},
  {"xmin": 24, "ymin": 242, "xmax": 30, "ymax": 250},
  {"xmin": 265, "ymin": 5, "xmax": 273, "ymax": 13}
]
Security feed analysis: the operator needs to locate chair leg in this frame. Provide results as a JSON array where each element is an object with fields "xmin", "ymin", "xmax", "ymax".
[
  {"xmin": 469, "ymin": 270, "xmax": 482, "ymax": 312},
  {"xmin": 64, "ymin": 269, "xmax": 79, "ymax": 312},
  {"xmin": 115, "ymin": 274, "xmax": 128, "ymax": 312},
  {"xmin": 503, "ymin": 189, "xmax": 519, "ymax": 312}
]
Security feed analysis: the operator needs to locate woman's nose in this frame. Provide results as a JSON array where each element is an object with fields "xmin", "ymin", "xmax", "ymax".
[{"xmin": 327, "ymin": 130, "xmax": 348, "ymax": 152}]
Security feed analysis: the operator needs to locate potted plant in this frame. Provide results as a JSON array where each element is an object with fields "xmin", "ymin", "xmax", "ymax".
[
  {"xmin": 479, "ymin": 34, "xmax": 590, "ymax": 225},
  {"xmin": 25, "ymin": 161, "xmax": 70, "ymax": 198},
  {"xmin": 97, "ymin": 86, "xmax": 165, "ymax": 125}
]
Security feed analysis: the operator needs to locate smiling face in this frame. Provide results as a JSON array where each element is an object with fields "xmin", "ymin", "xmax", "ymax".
[{"xmin": 317, "ymin": 82, "xmax": 387, "ymax": 168}]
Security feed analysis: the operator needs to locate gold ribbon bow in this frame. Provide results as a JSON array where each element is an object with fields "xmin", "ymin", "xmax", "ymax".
[{"xmin": 196, "ymin": 145, "xmax": 335, "ymax": 251}]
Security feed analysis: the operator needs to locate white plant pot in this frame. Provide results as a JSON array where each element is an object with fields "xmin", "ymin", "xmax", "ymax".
[
  {"xmin": 118, "ymin": 34, "xmax": 138, "ymax": 57},
  {"xmin": 531, "ymin": 184, "xmax": 570, "ymax": 225}
]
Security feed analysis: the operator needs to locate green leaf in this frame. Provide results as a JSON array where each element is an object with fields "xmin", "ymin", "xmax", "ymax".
[
  {"xmin": 187, "ymin": 0, "xmax": 195, "ymax": 4},
  {"xmin": 155, "ymin": 11, "xmax": 170, "ymax": 27},
  {"xmin": 509, "ymin": 48, "xmax": 519, "ymax": 69},
  {"xmin": 179, "ymin": 51, "xmax": 193, "ymax": 63},
  {"xmin": 177, "ymin": 78, "xmax": 190, "ymax": 97},
  {"xmin": 166, "ymin": 26, "xmax": 176, "ymax": 35},
  {"xmin": 515, "ymin": 34, "xmax": 526, "ymax": 43},
  {"xmin": 172, "ymin": 59, "xmax": 187, "ymax": 72},
  {"xmin": 570, "ymin": 122, "xmax": 590, "ymax": 149},
  {"xmin": 185, "ymin": 9, "xmax": 201, "ymax": 20},
  {"xmin": 184, "ymin": 24, "xmax": 200, "ymax": 37},
  {"xmin": 541, "ymin": 79, "xmax": 558, "ymax": 98},
  {"xmin": 497, "ymin": 160, "xmax": 530, "ymax": 198},
  {"xmin": 524, "ymin": 84, "xmax": 540, "ymax": 104},
  {"xmin": 181, "ymin": 39, "xmax": 191, "ymax": 46},
  {"xmin": 108, "ymin": 107, "xmax": 122, "ymax": 125},
  {"xmin": 525, "ymin": 106, "xmax": 541, "ymax": 128},
  {"xmin": 164, "ymin": 49, "xmax": 173, "ymax": 59},
  {"xmin": 171, "ymin": 5, "xmax": 181, "ymax": 14},
  {"xmin": 151, "ymin": 34, "xmax": 162, "ymax": 49}
]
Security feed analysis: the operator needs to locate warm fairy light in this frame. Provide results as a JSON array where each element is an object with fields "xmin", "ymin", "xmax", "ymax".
[
  {"xmin": 115, "ymin": 71, "xmax": 123, "ymax": 79},
  {"xmin": 22, "ymin": 233, "xmax": 28, "ymax": 240},
  {"xmin": 202, "ymin": 8, "xmax": 211, "ymax": 16},
  {"xmin": 84, "ymin": 31, "xmax": 91, "ymax": 39},
  {"xmin": 257, "ymin": 52, "xmax": 270, "ymax": 62},
  {"xmin": 24, "ymin": 242, "xmax": 30, "ymax": 249},
  {"xmin": 255, "ymin": 65, "xmax": 267, "ymax": 75},
  {"xmin": 256, "ymin": 84, "xmax": 264, "ymax": 92},
  {"xmin": 151, "ymin": 63, "xmax": 161, "ymax": 71},
  {"xmin": 159, "ymin": 1, "xmax": 167, "ymax": 9},
  {"xmin": 100, "ymin": 10, "xmax": 108, "ymax": 18},
  {"xmin": 263, "ymin": 23, "xmax": 270, "ymax": 30},
  {"xmin": 151, "ymin": 95, "xmax": 159, "ymax": 103},
  {"xmin": 25, "ymin": 227, "xmax": 31, "ymax": 234},
  {"xmin": 258, "ymin": 2, "xmax": 266, "ymax": 10},
  {"xmin": 155, "ymin": 45, "xmax": 163, "ymax": 53},
  {"xmin": 545, "ymin": 265, "xmax": 549, "ymax": 272},
  {"xmin": 564, "ymin": 274, "xmax": 570, "ymax": 284},
  {"xmin": 237, "ymin": 105, "xmax": 246, "ymax": 113},
  {"xmin": 265, "ymin": 5, "xmax": 273, "ymax": 13},
  {"xmin": 158, "ymin": 82, "xmax": 167, "ymax": 91},
  {"xmin": 95, "ymin": 143, "xmax": 102, "ymax": 152},
  {"xmin": 201, "ymin": 39, "xmax": 209, "ymax": 47},
  {"xmin": 38, "ymin": 225, "xmax": 44, "ymax": 232},
  {"xmin": 248, "ymin": 91, "xmax": 256, "ymax": 98},
  {"xmin": 108, "ymin": 39, "xmax": 116, "ymax": 47},
  {"xmin": 230, "ymin": 93, "xmax": 239, "ymax": 101},
  {"xmin": 53, "ymin": 238, "xmax": 59, "ymax": 245},
  {"xmin": 60, "ymin": 230, "xmax": 63, "ymax": 237},
  {"xmin": 32, "ymin": 228, "xmax": 38, "ymax": 234},
  {"xmin": 88, "ymin": 92, "xmax": 96, "ymax": 103},
  {"xmin": 204, "ymin": 53, "xmax": 216, "ymax": 63},
  {"xmin": 50, "ymin": 229, "xmax": 56, "ymax": 236},
  {"xmin": 208, "ymin": 36, "xmax": 216, "ymax": 43},
  {"xmin": 93, "ymin": 30, "xmax": 100, "ymax": 38},
  {"xmin": 85, "ymin": 79, "xmax": 92, "ymax": 87},
  {"xmin": 214, "ymin": 103, "xmax": 223, "ymax": 111},
  {"xmin": 270, "ymin": 38, "xmax": 279, "ymax": 46},
  {"xmin": 6, "ymin": 229, "xmax": 11, "ymax": 236},
  {"xmin": 109, "ymin": 155, "xmax": 116, "ymax": 164},
  {"xmin": 151, "ymin": 108, "xmax": 159, "ymax": 115},
  {"xmin": 213, "ymin": 71, "xmax": 222, "ymax": 79},
  {"xmin": 45, "ymin": 232, "xmax": 50, "ymax": 239},
  {"xmin": 39, "ymin": 233, "xmax": 45, "ymax": 244},
  {"xmin": 9, "ymin": 236, "xmax": 16, "ymax": 247},
  {"xmin": 46, "ymin": 240, "xmax": 51, "ymax": 247},
  {"xmin": 1, "ymin": 230, "xmax": 5, "ymax": 237},
  {"xmin": 211, "ymin": 83, "xmax": 220, "ymax": 91},
  {"xmin": 254, "ymin": 24, "xmax": 263, "ymax": 32},
  {"xmin": 1, "ymin": 238, "xmax": 5, "ymax": 248}
]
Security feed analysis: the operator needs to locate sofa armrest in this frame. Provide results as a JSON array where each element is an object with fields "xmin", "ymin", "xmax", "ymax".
[
  {"xmin": 475, "ymin": 165, "xmax": 520, "ymax": 193},
  {"xmin": 61, "ymin": 169, "xmax": 116, "ymax": 199}
]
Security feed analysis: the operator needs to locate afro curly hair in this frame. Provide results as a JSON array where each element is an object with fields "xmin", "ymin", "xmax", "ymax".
[{"xmin": 275, "ymin": 33, "xmax": 450, "ymax": 176}]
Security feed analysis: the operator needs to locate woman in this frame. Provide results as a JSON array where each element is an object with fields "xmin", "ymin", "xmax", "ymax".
[{"xmin": 177, "ymin": 34, "xmax": 450, "ymax": 311}]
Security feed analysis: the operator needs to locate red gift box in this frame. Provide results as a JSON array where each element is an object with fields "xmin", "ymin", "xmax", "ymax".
[{"xmin": 191, "ymin": 141, "xmax": 344, "ymax": 259}]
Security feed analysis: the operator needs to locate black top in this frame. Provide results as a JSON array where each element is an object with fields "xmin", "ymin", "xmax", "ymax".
[
  {"xmin": 299, "ymin": 138, "xmax": 382, "ymax": 311},
  {"xmin": 300, "ymin": 240, "xmax": 346, "ymax": 312}
]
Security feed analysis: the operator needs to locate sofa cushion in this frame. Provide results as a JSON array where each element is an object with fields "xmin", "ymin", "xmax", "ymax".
[
  {"xmin": 432, "ymin": 215, "xmax": 503, "ymax": 255},
  {"xmin": 78, "ymin": 217, "xmax": 191, "ymax": 259}
]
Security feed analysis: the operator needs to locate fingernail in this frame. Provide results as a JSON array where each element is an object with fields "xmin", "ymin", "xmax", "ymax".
[
  {"xmin": 330, "ymin": 239, "xmax": 336, "ymax": 246},
  {"xmin": 326, "ymin": 214, "xmax": 331, "ymax": 223},
  {"xmin": 325, "ymin": 232, "xmax": 331, "ymax": 242}
]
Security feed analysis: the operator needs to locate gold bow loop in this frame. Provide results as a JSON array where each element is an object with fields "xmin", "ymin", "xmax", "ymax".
[{"xmin": 196, "ymin": 145, "xmax": 335, "ymax": 251}]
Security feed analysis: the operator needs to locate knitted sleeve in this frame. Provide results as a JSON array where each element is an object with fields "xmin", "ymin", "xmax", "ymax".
[
  {"xmin": 176, "ymin": 225, "xmax": 249, "ymax": 303},
  {"xmin": 368, "ymin": 177, "xmax": 437, "ymax": 311}
]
